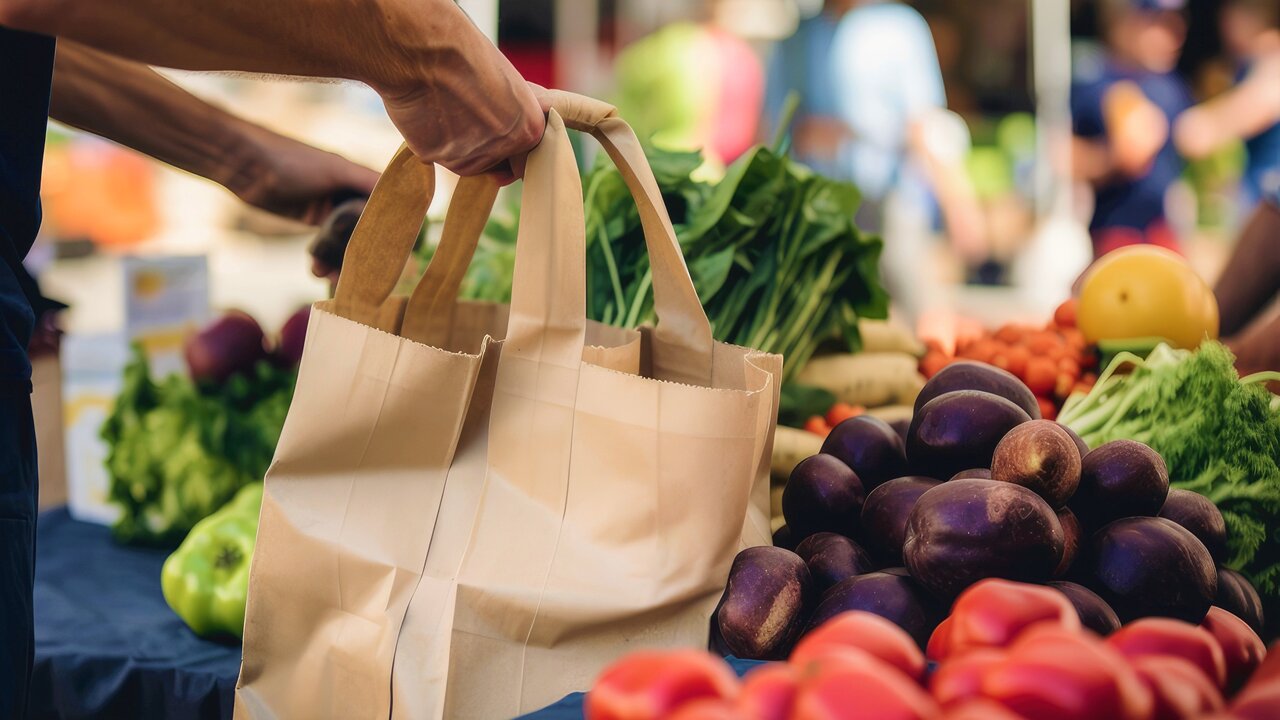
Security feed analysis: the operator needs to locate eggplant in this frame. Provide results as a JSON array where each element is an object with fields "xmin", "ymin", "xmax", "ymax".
[
  {"xmin": 990, "ymin": 420, "xmax": 1081, "ymax": 508},
  {"xmin": 820, "ymin": 416, "xmax": 908, "ymax": 492},
  {"xmin": 950, "ymin": 468, "xmax": 992, "ymax": 481},
  {"xmin": 903, "ymin": 478, "xmax": 1064, "ymax": 601},
  {"xmin": 1216, "ymin": 567, "xmax": 1266, "ymax": 637},
  {"xmin": 794, "ymin": 532, "xmax": 878, "ymax": 593},
  {"xmin": 806, "ymin": 571, "xmax": 943, "ymax": 649},
  {"xmin": 1082, "ymin": 516, "xmax": 1217, "ymax": 624},
  {"xmin": 1049, "ymin": 580, "xmax": 1122, "ymax": 635},
  {"xmin": 1060, "ymin": 423, "xmax": 1090, "ymax": 458},
  {"xmin": 1158, "ymin": 489, "xmax": 1228, "ymax": 565},
  {"xmin": 772, "ymin": 524, "xmax": 797, "ymax": 551},
  {"xmin": 859, "ymin": 476, "xmax": 943, "ymax": 566},
  {"xmin": 1071, "ymin": 440, "xmax": 1169, "ymax": 530},
  {"xmin": 782, "ymin": 454, "xmax": 865, "ymax": 541},
  {"xmin": 716, "ymin": 546, "xmax": 813, "ymax": 660},
  {"xmin": 913, "ymin": 360, "xmax": 1041, "ymax": 419},
  {"xmin": 907, "ymin": 390, "xmax": 1032, "ymax": 481},
  {"xmin": 1055, "ymin": 507, "xmax": 1083, "ymax": 578}
]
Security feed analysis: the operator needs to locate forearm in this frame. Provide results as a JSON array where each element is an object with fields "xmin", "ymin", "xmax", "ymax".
[
  {"xmin": 50, "ymin": 42, "xmax": 258, "ymax": 193},
  {"xmin": 1175, "ymin": 79, "xmax": 1280, "ymax": 160},
  {"xmin": 1, "ymin": 0, "xmax": 460, "ymax": 95},
  {"xmin": 1216, "ymin": 202, "xmax": 1280, "ymax": 339}
]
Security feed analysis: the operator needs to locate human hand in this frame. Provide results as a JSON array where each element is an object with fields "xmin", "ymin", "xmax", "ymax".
[
  {"xmin": 230, "ymin": 128, "xmax": 379, "ymax": 226},
  {"xmin": 377, "ymin": 7, "xmax": 543, "ymax": 184},
  {"xmin": 1103, "ymin": 81, "xmax": 1168, "ymax": 178}
]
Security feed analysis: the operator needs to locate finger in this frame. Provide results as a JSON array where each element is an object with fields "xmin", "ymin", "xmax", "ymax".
[
  {"xmin": 485, "ymin": 161, "xmax": 517, "ymax": 188},
  {"xmin": 507, "ymin": 152, "xmax": 528, "ymax": 181}
]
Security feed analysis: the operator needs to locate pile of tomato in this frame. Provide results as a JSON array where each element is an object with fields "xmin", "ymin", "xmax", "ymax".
[{"xmin": 920, "ymin": 300, "xmax": 1096, "ymax": 420}]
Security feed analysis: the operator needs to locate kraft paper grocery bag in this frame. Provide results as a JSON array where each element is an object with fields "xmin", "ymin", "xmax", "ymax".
[{"xmin": 234, "ymin": 91, "xmax": 779, "ymax": 720}]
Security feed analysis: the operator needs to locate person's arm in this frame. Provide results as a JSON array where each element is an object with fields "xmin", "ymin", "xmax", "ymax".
[
  {"xmin": 1174, "ymin": 54, "xmax": 1280, "ymax": 159},
  {"xmin": 0, "ymin": 0, "xmax": 542, "ymax": 178},
  {"xmin": 1071, "ymin": 81, "xmax": 1168, "ymax": 185},
  {"xmin": 50, "ymin": 42, "xmax": 378, "ymax": 225},
  {"xmin": 1215, "ymin": 200, "xmax": 1280, "ymax": 339}
]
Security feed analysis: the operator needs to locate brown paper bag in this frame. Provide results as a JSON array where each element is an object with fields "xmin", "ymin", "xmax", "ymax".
[{"xmin": 235, "ymin": 91, "xmax": 779, "ymax": 719}]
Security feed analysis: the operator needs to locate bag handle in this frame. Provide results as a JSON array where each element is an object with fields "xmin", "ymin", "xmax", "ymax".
[
  {"xmin": 331, "ymin": 149, "xmax": 436, "ymax": 328},
  {"xmin": 335, "ymin": 92, "xmax": 714, "ymax": 384},
  {"xmin": 542, "ymin": 90, "xmax": 713, "ymax": 384}
]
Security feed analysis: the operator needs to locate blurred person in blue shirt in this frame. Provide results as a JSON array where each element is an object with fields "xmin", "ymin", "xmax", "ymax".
[
  {"xmin": 1071, "ymin": 0, "xmax": 1194, "ymax": 257},
  {"xmin": 1174, "ymin": 0, "xmax": 1280, "ymax": 217},
  {"xmin": 766, "ymin": 1, "xmax": 986, "ymax": 323}
]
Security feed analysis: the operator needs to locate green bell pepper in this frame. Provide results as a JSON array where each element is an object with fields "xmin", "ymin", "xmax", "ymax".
[{"xmin": 161, "ymin": 482, "xmax": 262, "ymax": 638}]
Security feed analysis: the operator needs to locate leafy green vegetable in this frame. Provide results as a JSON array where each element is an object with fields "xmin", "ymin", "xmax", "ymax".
[
  {"xmin": 1059, "ymin": 342, "xmax": 1280, "ymax": 605},
  {"xmin": 417, "ymin": 142, "xmax": 888, "ymax": 383},
  {"xmin": 101, "ymin": 346, "xmax": 295, "ymax": 546},
  {"xmin": 778, "ymin": 383, "xmax": 838, "ymax": 429}
]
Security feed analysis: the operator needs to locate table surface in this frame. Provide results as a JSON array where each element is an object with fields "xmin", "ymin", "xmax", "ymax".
[
  {"xmin": 33, "ymin": 508, "xmax": 757, "ymax": 720},
  {"xmin": 33, "ymin": 508, "xmax": 241, "ymax": 720}
]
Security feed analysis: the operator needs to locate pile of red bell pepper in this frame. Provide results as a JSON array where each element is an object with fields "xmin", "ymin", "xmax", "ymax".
[{"xmin": 585, "ymin": 579, "xmax": 1276, "ymax": 719}]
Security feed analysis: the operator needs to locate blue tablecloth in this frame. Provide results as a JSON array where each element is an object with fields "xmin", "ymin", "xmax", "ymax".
[
  {"xmin": 32, "ymin": 508, "xmax": 241, "ymax": 720},
  {"xmin": 32, "ymin": 507, "xmax": 756, "ymax": 719}
]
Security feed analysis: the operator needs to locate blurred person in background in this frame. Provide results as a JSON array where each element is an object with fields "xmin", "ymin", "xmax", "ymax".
[
  {"xmin": 763, "ymin": 0, "xmax": 856, "ymax": 180},
  {"xmin": 1215, "ymin": 185, "xmax": 1280, "ymax": 378},
  {"xmin": 0, "ymin": 0, "xmax": 544, "ymax": 715},
  {"xmin": 1071, "ymin": 0, "xmax": 1193, "ymax": 257},
  {"xmin": 1173, "ymin": 0, "xmax": 1280, "ymax": 217},
  {"xmin": 801, "ymin": 0, "xmax": 986, "ymax": 325},
  {"xmin": 612, "ymin": 0, "xmax": 764, "ymax": 169}
]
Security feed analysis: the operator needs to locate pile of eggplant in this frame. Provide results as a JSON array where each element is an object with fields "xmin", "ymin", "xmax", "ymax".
[{"xmin": 714, "ymin": 361, "xmax": 1265, "ymax": 660}]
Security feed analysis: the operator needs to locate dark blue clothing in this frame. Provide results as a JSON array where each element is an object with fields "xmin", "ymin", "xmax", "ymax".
[
  {"xmin": 1, "ymin": 27, "xmax": 54, "ymax": 389},
  {"xmin": 1238, "ymin": 64, "xmax": 1280, "ymax": 211},
  {"xmin": 1, "ymin": 25, "xmax": 54, "ymax": 720},
  {"xmin": 1071, "ymin": 60, "xmax": 1193, "ymax": 233}
]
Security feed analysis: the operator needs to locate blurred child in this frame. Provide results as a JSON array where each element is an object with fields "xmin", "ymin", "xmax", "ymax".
[
  {"xmin": 1173, "ymin": 0, "xmax": 1280, "ymax": 215},
  {"xmin": 1071, "ymin": 0, "xmax": 1193, "ymax": 256}
]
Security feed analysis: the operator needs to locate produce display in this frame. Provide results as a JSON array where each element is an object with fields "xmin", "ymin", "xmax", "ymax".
[
  {"xmin": 919, "ymin": 300, "xmax": 1096, "ymax": 420},
  {"xmin": 587, "ymin": 579, "xmax": 1276, "ymax": 719},
  {"xmin": 726, "ymin": 358, "xmax": 1271, "ymax": 674},
  {"xmin": 418, "ymin": 142, "xmax": 889, "ymax": 384},
  {"xmin": 161, "ymin": 482, "xmax": 261, "ymax": 639},
  {"xmin": 1059, "ymin": 341, "xmax": 1280, "ymax": 621},
  {"xmin": 102, "ymin": 307, "xmax": 304, "ymax": 545}
]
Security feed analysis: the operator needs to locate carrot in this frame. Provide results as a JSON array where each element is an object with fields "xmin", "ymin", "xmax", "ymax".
[
  {"xmin": 1023, "ymin": 356, "xmax": 1057, "ymax": 396},
  {"xmin": 1053, "ymin": 298, "xmax": 1078, "ymax": 328},
  {"xmin": 804, "ymin": 415, "xmax": 832, "ymax": 437},
  {"xmin": 1037, "ymin": 396, "xmax": 1059, "ymax": 420},
  {"xmin": 826, "ymin": 402, "xmax": 865, "ymax": 428}
]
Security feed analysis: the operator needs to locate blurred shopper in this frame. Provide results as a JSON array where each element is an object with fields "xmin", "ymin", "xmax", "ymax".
[
  {"xmin": 1215, "ymin": 186, "xmax": 1280, "ymax": 377},
  {"xmin": 1071, "ymin": 0, "xmax": 1193, "ymax": 257},
  {"xmin": 815, "ymin": 0, "xmax": 985, "ymax": 324},
  {"xmin": 0, "ymin": 0, "xmax": 543, "ymax": 715},
  {"xmin": 764, "ymin": 0, "xmax": 856, "ymax": 180},
  {"xmin": 1173, "ymin": 0, "xmax": 1280, "ymax": 216},
  {"xmin": 613, "ymin": 4, "xmax": 764, "ymax": 168}
]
